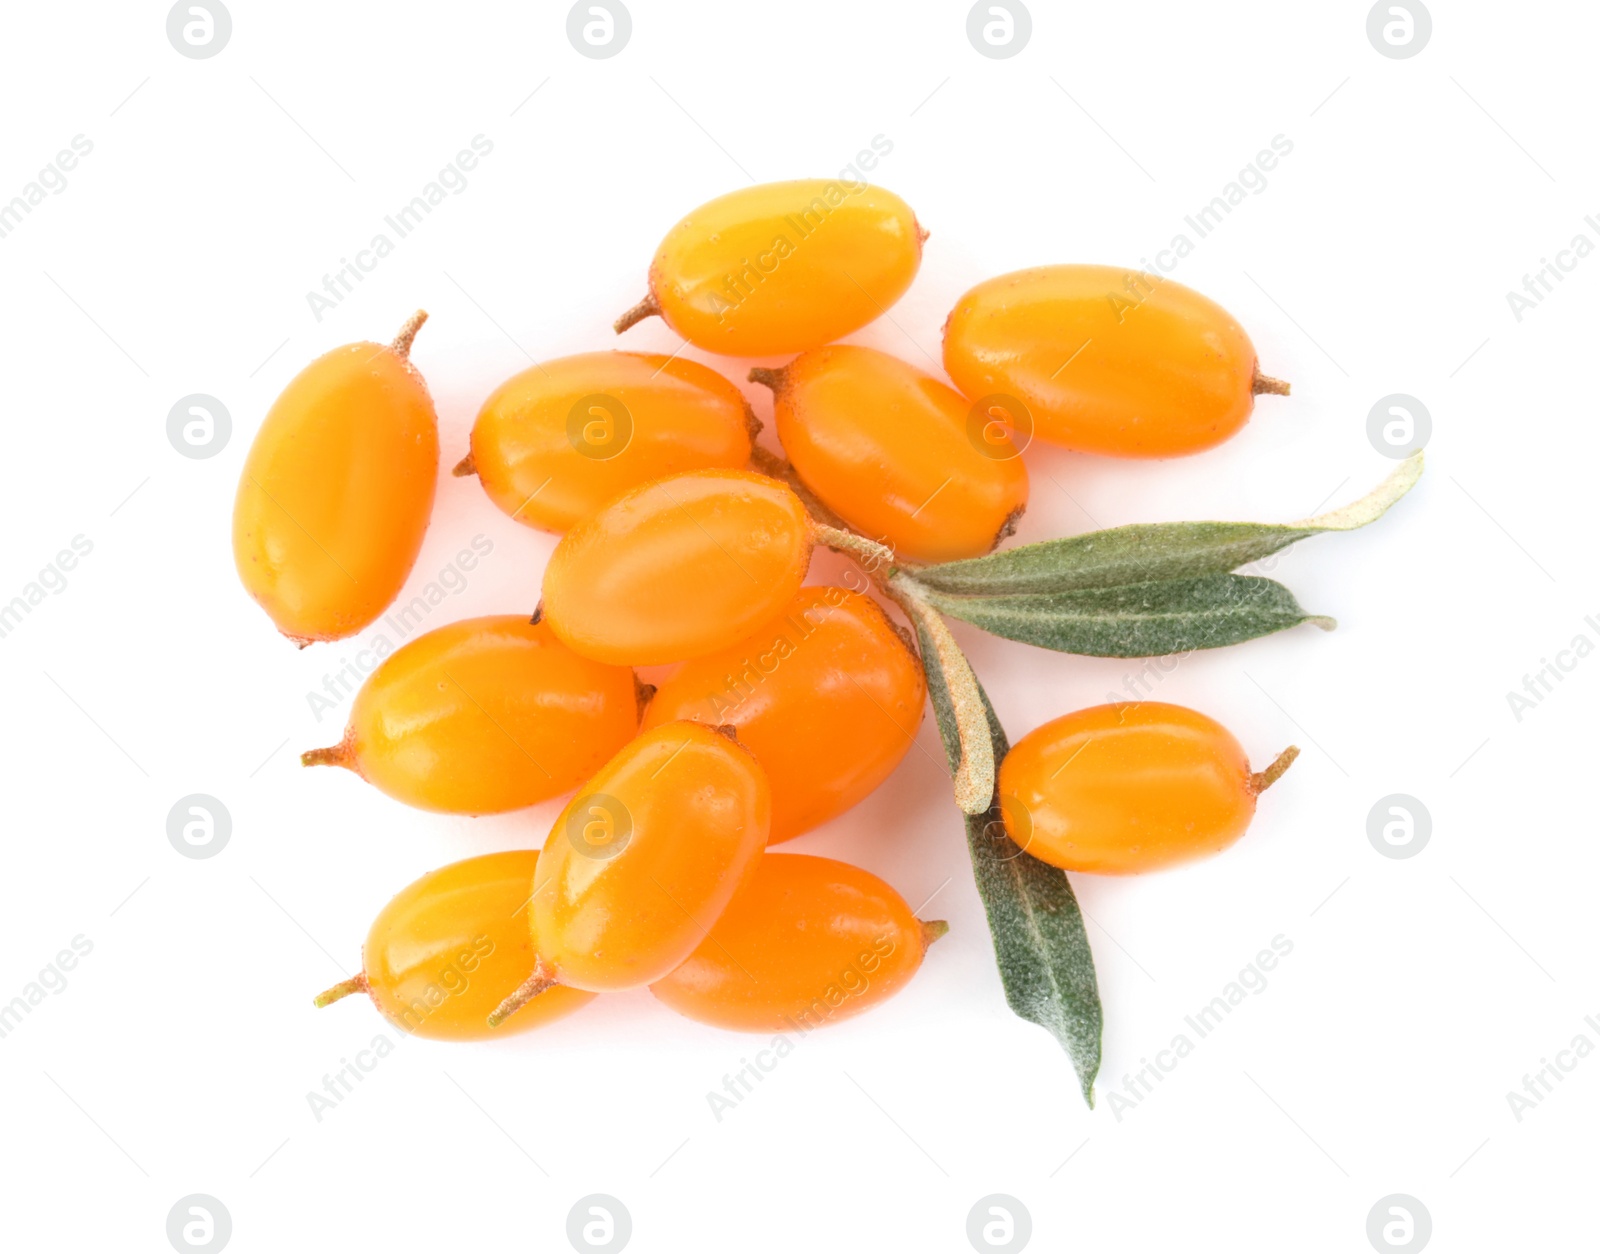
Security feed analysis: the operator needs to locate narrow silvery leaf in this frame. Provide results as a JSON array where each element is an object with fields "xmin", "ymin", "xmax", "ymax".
[
  {"xmin": 917, "ymin": 620, "xmax": 1102, "ymax": 1106},
  {"xmin": 923, "ymin": 575, "xmax": 1332, "ymax": 658},
  {"xmin": 907, "ymin": 451, "xmax": 1423, "ymax": 596}
]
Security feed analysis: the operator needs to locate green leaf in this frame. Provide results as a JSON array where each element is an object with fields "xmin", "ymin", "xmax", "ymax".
[
  {"xmin": 922, "ymin": 574, "xmax": 1332, "ymax": 658},
  {"xmin": 907, "ymin": 451, "xmax": 1423, "ymax": 596},
  {"xmin": 917, "ymin": 618, "xmax": 1103, "ymax": 1106}
]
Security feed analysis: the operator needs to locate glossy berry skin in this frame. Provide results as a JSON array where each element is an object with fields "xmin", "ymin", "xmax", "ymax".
[
  {"xmin": 302, "ymin": 616, "xmax": 640, "ymax": 815},
  {"xmin": 616, "ymin": 179, "xmax": 924, "ymax": 356},
  {"xmin": 531, "ymin": 721, "xmax": 770, "ymax": 992},
  {"xmin": 755, "ymin": 345, "xmax": 1028, "ymax": 562},
  {"xmin": 234, "ymin": 315, "xmax": 438, "ymax": 643},
  {"xmin": 459, "ymin": 352, "xmax": 757, "ymax": 533},
  {"xmin": 343, "ymin": 852, "xmax": 595, "ymax": 1040},
  {"xmin": 642, "ymin": 588, "xmax": 925, "ymax": 842},
  {"xmin": 943, "ymin": 266, "xmax": 1283, "ymax": 458},
  {"xmin": 650, "ymin": 853, "xmax": 937, "ymax": 1033},
  {"xmin": 541, "ymin": 469, "xmax": 814, "ymax": 666},
  {"xmin": 999, "ymin": 702, "xmax": 1291, "ymax": 875}
]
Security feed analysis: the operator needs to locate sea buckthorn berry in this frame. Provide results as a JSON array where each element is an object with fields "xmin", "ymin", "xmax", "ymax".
[
  {"xmin": 942, "ymin": 267, "xmax": 1290, "ymax": 458},
  {"xmin": 300, "ymin": 616, "xmax": 641, "ymax": 815},
  {"xmin": 614, "ymin": 178, "xmax": 925, "ymax": 356},
  {"xmin": 541, "ymin": 468, "xmax": 814, "ymax": 666},
  {"xmin": 491, "ymin": 722, "xmax": 769, "ymax": 1019},
  {"xmin": 998, "ymin": 701, "xmax": 1298, "ymax": 875},
  {"xmin": 650, "ymin": 853, "xmax": 945, "ymax": 1033},
  {"xmin": 751, "ymin": 345, "xmax": 1029, "ymax": 562},
  {"xmin": 642, "ymin": 587, "xmax": 926, "ymax": 842},
  {"xmin": 454, "ymin": 352, "xmax": 759, "ymax": 533},
  {"xmin": 313, "ymin": 851, "xmax": 595, "ymax": 1041},
  {"xmin": 233, "ymin": 312, "xmax": 439, "ymax": 644}
]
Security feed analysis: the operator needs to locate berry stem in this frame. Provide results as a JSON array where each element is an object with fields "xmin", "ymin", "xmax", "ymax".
[
  {"xmin": 391, "ymin": 310, "xmax": 428, "ymax": 359},
  {"xmin": 740, "ymin": 401, "xmax": 764, "ymax": 442},
  {"xmin": 1252, "ymin": 365, "xmax": 1290, "ymax": 396},
  {"xmin": 747, "ymin": 366, "xmax": 787, "ymax": 393},
  {"xmin": 1250, "ymin": 745, "xmax": 1300, "ymax": 794},
  {"xmin": 813, "ymin": 524, "xmax": 896, "ymax": 579},
  {"xmin": 452, "ymin": 452, "xmax": 477, "ymax": 477},
  {"xmin": 748, "ymin": 447, "xmax": 851, "ymax": 530},
  {"xmin": 487, "ymin": 957, "xmax": 558, "ymax": 1027},
  {"xmin": 301, "ymin": 742, "xmax": 353, "ymax": 770},
  {"xmin": 634, "ymin": 676, "xmax": 657, "ymax": 719},
  {"xmin": 807, "ymin": 524, "xmax": 995, "ymax": 816},
  {"xmin": 313, "ymin": 972, "xmax": 367, "ymax": 1008},
  {"xmin": 921, "ymin": 919, "xmax": 950, "ymax": 947},
  {"xmin": 613, "ymin": 292, "xmax": 661, "ymax": 334},
  {"xmin": 883, "ymin": 574, "xmax": 995, "ymax": 816},
  {"xmin": 993, "ymin": 504, "xmax": 1025, "ymax": 549}
]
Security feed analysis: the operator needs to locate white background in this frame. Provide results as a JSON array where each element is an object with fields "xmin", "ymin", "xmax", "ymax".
[{"xmin": 0, "ymin": 2, "xmax": 1592, "ymax": 1250}]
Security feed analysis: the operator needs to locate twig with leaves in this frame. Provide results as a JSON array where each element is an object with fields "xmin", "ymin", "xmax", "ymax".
[{"xmin": 805, "ymin": 452, "xmax": 1424, "ymax": 1105}]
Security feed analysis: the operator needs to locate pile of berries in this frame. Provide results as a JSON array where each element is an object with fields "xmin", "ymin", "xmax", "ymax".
[{"xmin": 233, "ymin": 178, "xmax": 1342, "ymax": 1066}]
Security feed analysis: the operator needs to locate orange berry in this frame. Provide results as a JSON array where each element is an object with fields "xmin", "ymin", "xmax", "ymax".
[
  {"xmin": 614, "ymin": 178, "xmax": 924, "ymax": 356},
  {"xmin": 541, "ymin": 468, "xmax": 814, "ymax": 666},
  {"xmin": 301, "ymin": 616, "xmax": 640, "ymax": 815},
  {"xmin": 313, "ymin": 851, "xmax": 595, "ymax": 1041},
  {"xmin": 455, "ymin": 351, "xmax": 758, "ymax": 533},
  {"xmin": 998, "ymin": 702, "xmax": 1298, "ymax": 875},
  {"xmin": 752, "ymin": 345, "xmax": 1028, "ymax": 562},
  {"xmin": 523, "ymin": 721, "xmax": 770, "ymax": 995},
  {"xmin": 943, "ymin": 266, "xmax": 1289, "ymax": 458},
  {"xmin": 642, "ymin": 587, "xmax": 925, "ymax": 841},
  {"xmin": 650, "ymin": 853, "xmax": 944, "ymax": 1033},
  {"xmin": 233, "ymin": 312, "xmax": 439, "ymax": 644}
]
